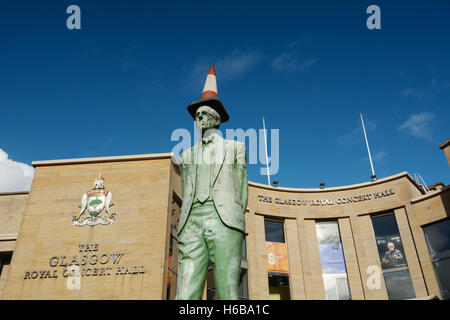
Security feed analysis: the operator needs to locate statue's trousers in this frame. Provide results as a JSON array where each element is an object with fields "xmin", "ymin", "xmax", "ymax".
[{"xmin": 175, "ymin": 201, "xmax": 243, "ymax": 300}]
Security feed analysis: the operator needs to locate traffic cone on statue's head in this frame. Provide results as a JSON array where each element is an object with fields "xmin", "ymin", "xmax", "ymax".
[
  {"xmin": 187, "ymin": 65, "xmax": 229, "ymax": 122},
  {"xmin": 200, "ymin": 65, "xmax": 218, "ymax": 99}
]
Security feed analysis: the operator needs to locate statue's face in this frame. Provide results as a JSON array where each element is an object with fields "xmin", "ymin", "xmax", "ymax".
[
  {"xmin": 195, "ymin": 106, "xmax": 220, "ymax": 132},
  {"xmin": 388, "ymin": 245, "xmax": 395, "ymax": 251}
]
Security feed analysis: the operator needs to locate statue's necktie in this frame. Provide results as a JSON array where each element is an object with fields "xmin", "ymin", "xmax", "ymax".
[{"xmin": 196, "ymin": 143, "xmax": 211, "ymax": 203}]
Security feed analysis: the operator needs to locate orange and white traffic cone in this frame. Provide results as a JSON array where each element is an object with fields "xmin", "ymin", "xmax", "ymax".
[{"xmin": 187, "ymin": 65, "xmax": 229, "ymax": 122}]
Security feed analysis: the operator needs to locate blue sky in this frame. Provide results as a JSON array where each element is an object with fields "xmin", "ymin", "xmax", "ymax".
[{"xmin": 0, "ymin": 0, "xmax": 449, "ymax": 191}]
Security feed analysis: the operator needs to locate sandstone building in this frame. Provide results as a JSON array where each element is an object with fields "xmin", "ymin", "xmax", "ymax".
[{"xmin": 0, "ymin": 141, "xmax": 448, "ymax": 300}]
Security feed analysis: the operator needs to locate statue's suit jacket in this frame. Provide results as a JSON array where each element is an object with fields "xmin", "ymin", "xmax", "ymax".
[{"xmin": 177, "ymin": 134, "xmax": 248, "ymax": 236}]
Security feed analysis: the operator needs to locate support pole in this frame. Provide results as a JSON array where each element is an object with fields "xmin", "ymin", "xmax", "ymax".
[
  {"xmin": 262, "ymin": 117, "xmax": 271, "ymax": 186},
  {"xmin": 360, "ymin": 113, "xmax": 376, "ymax": 181}
]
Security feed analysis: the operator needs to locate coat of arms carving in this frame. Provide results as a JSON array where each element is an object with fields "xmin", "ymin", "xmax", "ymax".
[{"xmin": 72, "ymin": 174, "xmax": 116, "ymax": 226}]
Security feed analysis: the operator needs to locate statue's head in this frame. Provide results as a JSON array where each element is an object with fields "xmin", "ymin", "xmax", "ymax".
[
  {"xmin": 195, "ymin": 105, "xmax": 221, "ymax": 133},
  {"xmin": 187, "ymin": 65, "xmax": 229, "ymax": 125},
  {"xmin": 387, "ymin": 242, "xmax": 395, "ymax": 251}
]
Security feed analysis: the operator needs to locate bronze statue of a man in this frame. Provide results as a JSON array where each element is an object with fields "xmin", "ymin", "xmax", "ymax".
[{"xmin": 175, "ymin": 65, "xmax": 248, "ymax": 300}]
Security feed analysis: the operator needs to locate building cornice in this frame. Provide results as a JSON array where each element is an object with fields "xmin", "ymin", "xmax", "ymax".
[
  {"xmin": 32, "ymin": 153, "xmax": 173, "ymax": 167},
  {"xmin": 438, "ymin": 139, "xmax": 450, "ymax": 150},
  {"xmin": 410, "ymin": 185, "xmax": 450, "ymax": 204},
  {"xmin": 30, "ymin": 153, "xmax": 426, "ymax": 195},
  {"xmin": 248, "ymin": 171, "xmax": 425, "ymax": 194},
  {"xmin": 0, "ymin": 233, "xmax": 18, "ymax": 241},
  {"xmin": 0, "ymin": 191, "xmax": 29, "ymax": 196}
]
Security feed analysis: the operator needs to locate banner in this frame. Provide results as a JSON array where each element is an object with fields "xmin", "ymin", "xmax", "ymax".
[
  {"xmin": 266, "ymin": 241, "xmax": 289, "ymax": 274},
  {"xmin": 317, "ymin": 242, "xmax": 347, "ymax": 274},
  {"xmin": 316, "ymin": 222, "xmax": 347, "ymax": 274},
  {"xmin": 376, "ymin": 236, "xmax": 407, "ymax": 270}
]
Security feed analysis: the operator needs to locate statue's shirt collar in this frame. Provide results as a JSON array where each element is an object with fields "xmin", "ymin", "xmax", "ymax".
[{"xmin": 202, "ymin": 132, "xmax": 220, "ymax": 146}]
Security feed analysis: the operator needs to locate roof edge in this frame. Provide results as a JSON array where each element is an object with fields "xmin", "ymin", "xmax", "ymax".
[
  {"xmin": 0, "ymin": 191, "xmax": 29, "ymax": 196},
  {"xmin": 30, "ymin": 153, "xmax": 428, "ymax": 195},
  {"xmin": 410, "ymin": 185, "xmax": 450, "ymax": 204},
  {"xmin": 248, "ymin": 171, "xmax": 425, "ymax": 194},
  {"xmin": 32, "ymin": 153, "xmax": 173, "ymax": 167},
  {"xmin": 438, "ymin": 139, "xmax": 450, "ymax": 150}
]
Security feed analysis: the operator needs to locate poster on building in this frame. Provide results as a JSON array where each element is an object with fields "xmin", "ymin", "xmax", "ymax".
[
  {"xmin": 316, "ymin": 222, "xmax": 347, "ymax": 274},
  {"xmin": 266, "ymin": 241, "xmax": 289, "ymax": 274},
  {"xmin": 376, "ymin": 236, "xmax": 407, "ymax": 270},
  {"xmin": 317, "ymin": 241, "xmax": 347, "ymax": 274}
]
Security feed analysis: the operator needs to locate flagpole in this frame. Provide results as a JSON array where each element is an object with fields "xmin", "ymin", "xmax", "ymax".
[
  {"xmin": 262, "ymin": 117, "xmax": 271, "ymax": 186},
  {"xmin": 360, "ymin": 113, "xmax": 376, "ymax": 180}
]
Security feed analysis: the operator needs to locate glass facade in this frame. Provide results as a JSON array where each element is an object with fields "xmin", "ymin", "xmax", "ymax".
[
  {"xmin": 239, "ymin": 237, "xmax": 250, "ymax": 300},
  {"xmin": 166, "ymin": 227, "xmax": 178, "ymax": 299},
  {"xmin": 166, "ymin": 198, "xmax": 181, "ymax": 300},
  {"xmin": 424, "ymin": 218, "xmax": 450, "ymax": 300},
  {"xmin": 268, "ymin": 274, "xmax": 291, "ymax": 300},
  {"xmin": 0, "ymin": 252, "xmax": 12, "ymax": 294},
  {"xmin": 264, "ymin": 220, "xmax": 285, "ymax": 242},
  {"xmin": 265, "ymin": 219, "xmax": 291, "ymax": 300},
  {"xmin": 315, "ymin": 221, "xmax": 351, "ymax": 300},
  {"xmin": 371, "ymin": 213, "xmax": 415, "ymax": 300},
  {"xmin": 0, "ymin": 253, "xmax": 12, "ymax": 278},
  {"xmin": 238, "ymin": 268, "xmax": 249, "ymax": 300}
]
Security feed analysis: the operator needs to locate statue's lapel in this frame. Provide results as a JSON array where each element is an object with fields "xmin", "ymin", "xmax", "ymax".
[
  {"xmin": 190, "ymin": 142, "xmax": 201, "ymax": 188},
  {"xmin": 212, "ymin": 136, "xmax": 228, "ymax": 185}
]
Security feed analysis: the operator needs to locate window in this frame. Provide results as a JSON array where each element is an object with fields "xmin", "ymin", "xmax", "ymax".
[
  {"xmin": 264, "ymin": 219, "xmax": 290, "ymax": 300},
  {"xmin": 166, "ymin": 227, "xmax": 178, "ymax": 300},
  {"xmin": 206, "ymin": 267, "xmax": 216, "ymax": 300},
  {"xmin": 264, "ymin": 220, "xmax": 285, "ymax": 242},
  {"xmin": 239, "ymin": 237, "xmax": 249, "ymax": 300},
  {"xmin": 315, "ymin": 221, "xmax": 351, "ymax": 300},
  {"xmin": 0, "ymin": 252, "xmax": 12, "ymax": 293},
  {"xmin": 166, "ymin": 196, "xmax": 181, "ymax": 300},
  {"xmin": 372, "ymin": 213, "xmax": 415, "ymax": 300},
  {"xmin": 268, "ymin": 274, "xmax": 290, "ymax": 300},
  {"xmin": 424, "ymin": 218, "xmax": 450, "ymax": 300},
  {"xmin": 238, "ymin": 268, "xmax": 249, "ymax": 300}
]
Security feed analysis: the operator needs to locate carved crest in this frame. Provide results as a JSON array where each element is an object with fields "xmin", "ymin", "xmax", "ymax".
[{"xmin": 72, "ymin": 174, "xmax": 116, "ymax": 226}]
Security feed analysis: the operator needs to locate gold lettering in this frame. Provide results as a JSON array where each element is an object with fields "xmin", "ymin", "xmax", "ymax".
[
  {"xmin": 80, "ymin": 255, "xmax": 87, "ymax": 265},
  {"xmin": 49, "ymin": 256, "xmax": 58, "ymax": 267},
  {"xmin": 111, "ymin": 253, "xmax": 124, "ymax": 264},
  {"xmin": 69, "ymin": 255, "xmax": 79, "ymax": 266},
  {"xmin": 59, "ymin": 256, "xmax": 67, "ymax": 267},
  {"xmin": 89, "ymin": 254, "xmax": 98, "ymax": 265}
]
